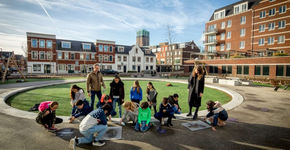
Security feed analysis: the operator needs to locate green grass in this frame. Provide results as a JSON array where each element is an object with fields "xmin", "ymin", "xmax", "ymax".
[{"xmin": 7, "ymin": 80, "xmax": 231, "ymax": 116}]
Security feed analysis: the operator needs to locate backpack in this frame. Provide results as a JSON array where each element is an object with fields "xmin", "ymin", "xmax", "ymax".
[{"xmin": 38, "ymin": 101, "xmax": 52, "ymax": 112}]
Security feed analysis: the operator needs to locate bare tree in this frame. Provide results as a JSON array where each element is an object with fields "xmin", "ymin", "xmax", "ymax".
[{"xmin": 166, "ymin": 24, "xmax": 176, "ymax": 72}]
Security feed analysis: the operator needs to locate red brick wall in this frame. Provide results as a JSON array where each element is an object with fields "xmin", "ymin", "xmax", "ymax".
[
  {"xmin": 96, "ymin": 43, "xmax": 115, "ymax": 64},
  {"xmin": 27, "ymin": 36, "xmax": 56, "ymax": 62}
]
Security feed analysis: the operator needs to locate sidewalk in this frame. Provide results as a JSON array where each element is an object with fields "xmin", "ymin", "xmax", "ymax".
[{"xmin": 0, "ymin": 80, "xmax": 289, "ymax": 150}]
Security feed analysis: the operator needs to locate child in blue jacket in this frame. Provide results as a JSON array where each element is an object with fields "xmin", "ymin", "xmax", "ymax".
[
  {"xmin": 154, "ymin": 97, "xmax": 174, "ymax": 127},
  {"xmin": 70, "ymin": 100, "xmax": 91, "ymax": 123},
  {"xmin": 130, "ymin": 80, "xmax": 143, "ymax": 104}
]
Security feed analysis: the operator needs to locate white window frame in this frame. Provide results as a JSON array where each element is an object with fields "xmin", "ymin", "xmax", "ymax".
[
  {"xmin": 279, "ymin": 5, "xmax": 286, "ymax": 14},
  {"xmin": 31, "ymin": 39, "xmax": 38, "ymax": 48},
  {"xmin": 31, "ymin": 51, "xmax": 38, "ymax": 60},
  {"xmin": 61, "ymin": 41, "xmax": 71, "ymax": 49},
  {"xmin": 221, "ymin": 22, "xmax": 225, "ymax": 29},
  {"xmin": 267, "ymin": 37, "xmax": 275, "ymax": 45},
  {"xmin": 240, "ymin": 41, "xmax": 245, "ymax": 49},
  {"xmin": 39, "ymin": 51, "xmax": 45, "ymax": 60},
  {"xmin": 226, "ymin": 43, "xmax": 231, "ymax": 50},
  {"xmin": 278, "ymin": 20, "xmax": 286, "ymax": 29},
  {"xmin": 33, "ymin": 64, "xmax": 41, "ymax": 72},
  {"xmin": 98, "ymin": 45, "xmax": 103, "ymax": 52},
  {"xmin": 39, "ymin": 39, "xmax": 45, "ymax": 48},
  {"xmin": 98, "ymin": 55, "xmax": 103, "ymax": 62},
  {"xmin": 221, "ymin": 33, "xmax": 225, "ymax": 40},
  {"xmin": 46, "ymin": 40, "xmax": 52, "ymax": 48},
  {"xmin": 57, "ymin": 52, "xmax": 62, "ymax": 59},
  {"xmin": 268, "ymin": 22, "xmax": 275, "ymax": 31},
  {"xmin": 70, "ymin": 53, "xmax": 75, "ymax": 60},
  {"xmin": 118, "ymin": 46, "xmax": 124, "ymax": 52},
  {"xmin": 240, "ymin": 16, "xmax": 246, "ymax": 24},
  {"xmin": 123, "ymin": 56, "xmax": 127, "ymax": 62},
  {"xmin": 47, "ymin": 52, "xmax": 52, "ymax": 60},
  {"xmin": 259, "ymin": 24, "xmax": 265, "ymax": 32},
  {"xmin": 104, "ymin": 45, "xmax": 108, "ymax": 52},
  {"xmin": 260, "ymin": 10, "xmax": 266, "ymax": 18},
  {"xmin": 227, "ymin": 32, "xmax": 231, "ymax": 39},
  {"xmin": 240, "ymin": 28, "xmax": 246, "ymax": 37},
  {"xmin": 259, "ymin": 38, "xmax": 265, "ymax": 46},
  {"xmin": 86, "ymin": 53, "xmax": 90, "ymax": 60},
  {"xmin": 227, "ymin": 20, "xmax": 232, "ymax": 28},
  {"xmin": 82, "ymin": 43, "xmax": 91, "ymax": 50},
  {"xmin": 220, "ymin": 44, "xmax": 224, "ymax": 51},
  {"xmin": 64, "ymin": 52, "xmax": 69, "ymax": 60},
  {"xmin": 91, "ymin": 54, "xmax": 95, "ymax": 60},
  {"xmin": 278, "ymin": 35, "xmax": 285, "ymax": 44},
  {"xmin": 80, "ymin": 53, "xmax": 84, "ymax": 60},
  {"xmin": 58, "ymin": 64, "xmax": 66, "ymax": 71},
  {"xmin": 269, "ymin": 8, "xmax": 276, "ymax": 16},
  {"xmin": 104, "ymin": 55, "xmax": 108, "ymax": 62}
]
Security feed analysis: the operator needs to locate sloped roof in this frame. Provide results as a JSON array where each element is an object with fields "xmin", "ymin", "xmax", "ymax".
[
  {"xmin": 115, "ymin": 45, "xmax": 133, "ymax": 54},
  {"xmin": 141, "ymin": 47, "xmax": 155, "ymax": 56},
  {"xmin": 56, "ymin": 39, "xmax": 96, "ymax": 52},
  {"xmin": 209, "ymin": 0, "xmax": 261, "ymax": 21}
]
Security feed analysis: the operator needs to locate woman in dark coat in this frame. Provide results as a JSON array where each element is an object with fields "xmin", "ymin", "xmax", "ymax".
[
  {"xmin": 110, "ymin": 75, "xmax": 125, "ymax": 118},
  {"xmin": 187, "ymin": 65, "xmax": 205, "ymax": 119}
]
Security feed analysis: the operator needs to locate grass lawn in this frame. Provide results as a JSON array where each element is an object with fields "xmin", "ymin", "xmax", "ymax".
[{"xmin": 7, "ymin": 80, "xmax": 231, "ymax": 116}]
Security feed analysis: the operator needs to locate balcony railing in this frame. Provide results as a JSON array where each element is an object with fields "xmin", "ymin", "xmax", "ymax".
[
  {"xmin": 203, "ymin": 39, "xmax": 217, "ymax": 45},
  {"xmin": 203, "ymin": 29, "xmax": 218, "ymax": 35}
]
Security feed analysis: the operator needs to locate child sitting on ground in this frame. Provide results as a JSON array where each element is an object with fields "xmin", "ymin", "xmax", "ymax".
[
  {"xmin": 120, "ymin": 101, "xmax": 139, "ymax": 126},
  {"xmin": 168, "ymin": 94, "xmax": 181, "ymax": 115},
  {"xmin": 36, "ymin": 101, "xmax": 63, "ymax": 131},
  {"xmin": 205, "ymin": 100, "xmax": 228, "ymax": 131},
  {"xmin": 154, "ymin": 97, "xmax": 174, "ymax": 127},
  {"xmin": 70, "ymin": 85, "xmax": 86, "ymax": 117},
  {"xmin": 97, "ymin": 95, "xmax": 113, "ymax": 121},
  {"xmin": 69, "ymin": 104, "xmax": 112, "ymax": 149},
  {"xmin": 135, "ymin": 102, "xmax": 151, "ymax": 132},
  {"xmin": 70, "ymin": 100, "xmax": 91, "ymax": 123}
]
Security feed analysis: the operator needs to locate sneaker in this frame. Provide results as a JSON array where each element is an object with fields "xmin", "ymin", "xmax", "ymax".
[
  {"xmin": 120, "ymin": 122, "xmax": 125, "ymax": 126},
  {"xmin": 93, "ymin": 141, "xmax": 105, "ymax": 147},
  {"xmin": 69, "ymin": 137, "xmax": 77, "ymax": 150}
]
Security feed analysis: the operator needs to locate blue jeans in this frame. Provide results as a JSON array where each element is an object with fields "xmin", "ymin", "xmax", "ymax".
[
  {"xmin": 172, "ymin": 106, "xmax": 181, "ymax": 114},
  {"xmin": 135, "ymin": 121, "xmax": 150, "ymax": 132},
  {"xmin": 78, "ymin": 124, "xmax": 108, "ymax": 144},
  {"xmin": 90, "ymin": 91, "xmax": 102, "ymax": 110},
  {"xmin": 71, "ymin": 106, "xmax": 77, "ymax": 115},
  {"xmin": 112, "ymin": 98, "xmax": 122, "ymax": 118},
  {"xmin": 213, "ymin": 110, "xmax": 228, "ymax": 126}
]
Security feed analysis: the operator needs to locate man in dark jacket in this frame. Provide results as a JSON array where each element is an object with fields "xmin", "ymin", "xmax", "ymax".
[
  {"xmin": 70, "ymin": 100, "xmax": 91, "ymax": 123},
  {"xmin": 109, "ymin": 75, "xmax": 125, "ymax": 118}
]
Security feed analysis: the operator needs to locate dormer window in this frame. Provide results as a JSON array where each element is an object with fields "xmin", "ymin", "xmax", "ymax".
[
  {"xmin": 145, "ymin": 50, "xmax": 151, "ymax": 54},
  {"xmin": 118, "ymin": 46, "xmax": 124, "ymax": 52},
  {"xmin": 82, "ymin": 43, "xmax": 91, "ymax": 50},
  {"xmin": 234, "ymin": 2, "xmax": 248, "ymax": 14},
  {"xmin": 214, "ymin": 9, "xmax": 225, "ymax": 20},
  {"xmin": 61, "ymin": 41, "xmax": 71, "ymax": 48}
]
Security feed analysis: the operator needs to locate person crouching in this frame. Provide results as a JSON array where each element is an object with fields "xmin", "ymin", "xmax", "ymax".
[
  {"xmin": 205, "ymin": 100, "xmax": 228, "ymax": 131},
  {"xmin": 154, "ymin": 97, "xmax": 174, "ymax": 127}
]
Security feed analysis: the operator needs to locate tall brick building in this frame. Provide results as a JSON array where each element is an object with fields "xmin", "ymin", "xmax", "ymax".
[
  {"xmin": 136, "ymin": 29, "xmax": 150, "ymax": 47},
  {"xmin": 184, "ymin": 0, "xmax": 290, "ymax": 80}
]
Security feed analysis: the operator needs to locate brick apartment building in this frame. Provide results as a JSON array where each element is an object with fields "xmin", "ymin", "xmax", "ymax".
[
  {"xmin": 184, "ymin": 0, "xmax": 290, "ymax": 80},
  {"xmin": 151, "ymin": 41, "xmax": 200, "ymax": 72},
  {"xmin": 136, "ymin": 29, "xmax": 150, "ymax": 47},
  {"xmin": 27, "ymin": 32, "xmax": 156, "ymax": 74}
]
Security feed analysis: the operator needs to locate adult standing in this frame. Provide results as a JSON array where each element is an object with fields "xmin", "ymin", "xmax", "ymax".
[
  {"xmin": 109, "ymin": 75, "xmax": 125, "ymax": 118},
  {"xmin": 87, "ymin": 63, "xmax": 106, "ymax": 110},
  {"xmin": 187, "ymin": 65, "xmax": 205, "ymax": 120}
]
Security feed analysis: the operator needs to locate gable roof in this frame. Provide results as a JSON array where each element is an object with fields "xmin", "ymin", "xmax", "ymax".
[
  {"xmin": 209, "ymin": 0, "xmax": 261, "ymax": 21},
  {"xmin": 115, "ymin": 45, "xmax": 133, "ymax": 54},
  {"xmin": 56, "ymin": 39, "xmax": 96, "ymax": 52}
]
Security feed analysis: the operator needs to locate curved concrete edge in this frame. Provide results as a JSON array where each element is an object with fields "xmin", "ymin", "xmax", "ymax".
[{"xmin": 0, "ymin": 78, "xmax": 244, "ymax": 123}]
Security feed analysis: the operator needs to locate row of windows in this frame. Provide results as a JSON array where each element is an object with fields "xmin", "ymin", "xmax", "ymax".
[
  {"xmin": 31, "ymin": 39, "xmax": 52, "ymax": 49},
  {"xmin": 208, "ymin": 65, "xmax": 290, "ymax": 77},
  {"xmin": 98, "ymin": 45, "xmax": 113, "ymax": 52},
  {"xmin": 31, "ymin": 51, "xmax": 52, "ymax": 60},
  {"xmin": 259, "ymin": 5, "xmax": 287, "ymax": 19},
  {"xmin": 57, "ymin": 52, "xmax": 96, "ymax": 60},
  {"xmin": 259, "ymin": 20, "xmax": 286, "ymax": 32},
  {"xmin": 258, "ymin": 35, "xmax": 285, "ymax": 46}
]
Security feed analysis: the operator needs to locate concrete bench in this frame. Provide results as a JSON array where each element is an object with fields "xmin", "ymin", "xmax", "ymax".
[
  {"xmin": 205, "ymin": 77, "xmax": 219, "ymax": 83},
  {"xmin": 219, "ymin": 79, "xmax": 241, "ymax": 86}
]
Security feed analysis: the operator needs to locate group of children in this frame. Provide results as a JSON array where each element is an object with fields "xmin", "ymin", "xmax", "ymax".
[{"xmin": 35, "ymin": 75, "xmax": 228, "ymax": 149}]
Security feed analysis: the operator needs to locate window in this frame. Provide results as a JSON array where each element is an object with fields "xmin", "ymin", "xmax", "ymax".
[
  {"xmin": 221, "ymin": 22, "xmax": 225, "ymax": 29},
  {"xmin": 104, "ymin": 45, "xmax": 108, "ymax": 52},
  {"xmin": 259, "ymin": 38, "xmax": 265, "ymax": 46},
  {"xmin": 214, "ymin": 13, "xmax": 219, "ymax": 20},
  {"xmin": 82, "ymin": 43, "xmax": 91, "ymax": 50},
  {"xmin": 57, "ymin": 52, "xmax": 62, "ymax": 59},
  {"xmin": 244, "ymin": 66, "xmax": 249, "ymax": 75},
  {"xmin": 263, "ymin": 65, "xmax": 269, "ymax": 75},
  {"xmin": 109, "ymin": 46, "xmax": 113, "ymax": 52},
  {"xmin": 214, "ymin": 66, "xmax": 218, "ymax": 73},
  {"xmin": 137, "ymin": 57, "xmax": 141, "ymax": 62},
  {"xmin": 240, "ymin": 16, "xmax": 246, "ymax": 24},
  {"xmin": 226, "ymin": 43, "xmax": 231, "ymax": 50},
  {"xmin": 242, "ymin": 3, "xmax": 247, "ymax": 12},
  {"xmin": 268, "ymin": 37, "xmax": 275, "ymax": 45},
  {"xmin": 234, "ymin": 2, "xmax": 247, "ymax": 14},
  {"xmin": 278, "ymin": 20, "xmax": 286, "ymax": 29},
  {"xmin": 268, "ymin": 22, "xmax": 275, "ymax": 30},
  {"xmin": 227, "ymin": 66, "xmax": 232, "ymax": 74},
  {"xmin": 279, "ymin": 5, "xmax": 286, "ymax": 13},
  {"xmin": 118, "ymin": 47, "xmax": 124, "ymax": 52},
  {"xmin": 276, "ymin": 65, "xmax": 284, "ymax": 76},
  {"xmin": 227, "ymin": 32, "xmax": 231, "ymax": 39},
  {"xmin": 46, "ymin": 40, "xmax": 52, "ymax": 48},
  {"xmin": 33, "ymin": 64, "xmax": 41, "ymax": 72},
  {"xmin": 269, "ymin": 8, "xmax": 276, "ymax": 16},
  {"xmin": 32, "ymin": 51, "xmax": 38, "ymax": 59},
  {"xmin": 286, "ymin": 65, "xmax": 290, "ymax": 76},
  {"xmin": 39, "ymin": 40, "xmax": 45, "ymax": 48},
  {"xmin": 240, "ymin": 28, "xmax": 245, "ymax": 37},
  {"xmin": 118, "ymin": 56, "xmax": 121, "ymax": 61},
  {"xmin": 80, "ymin": 53, "xmax": 84, "ymax": 60},
  {"xmin": 86, "ymin": 54, "xmax": 90, "ymax": 60},
  {"xmin": 146, "ymin": 57, "xmax": 149, "ymax": 63},
  {"xmin": 132, "ymin": 56, "xmax": 136, "ymax": 62},
  {"xmin": 117, "ymin": 65, "xmax": 122, "ymax": 70},
  {"xmin": 98, "ymin": 55, "xmax": 103, "ymax": 62},
  {"xmin": 240, "ymin": 41, "xmax": 245, "ymax": 49},
  {"xmin": 220, "ymin": 44, "xmax": 224, "ymax": 51},
  {"xmin": 221, "ymin": 33, "xmax": 225, "ymax": 40},
  {"xmin": 278, "ymin": 35, "xmax": 285, "ymax": 44},
  {"xmin": 237, "ymin": 66, "xmax": 242, "ymax": 74},
  {"xmin": 64, "ymin": 52, "xmax": 69, "ymax": 60},
  {"xmin": 91, "ymin": 54, "xmax": 95, "ymax": 60},
  {"xmin": 227, "ymin": 20, "xmax": 232, "ymax": 28},
  {"xmin": 259, "ymin": 24, "xmax": 265, "ymax": 32},
  {"xmin": 123, "ymin": 56, "xmax": 127, "ymax": 62},
  {"xmin": 109, "ymin": 55, "xmax": 113, "ymax": 62},
  {"xmin": 98, "ymin": 45, "xmax": 103, "ymax": 52},
  {"xmin": 67, "ymin": 64, "xmax": 75, "ymax": 71},
  {"xmin": 135, "ymin": 48, "xmax": 138, "ymax": 53},
  {"xmin": 61, "ymin": 41, "xmax": 71, "ymax": 48},
  {"xmin": 132, "ymin": 65, "xmax": 136, "ymax": 71},
  {"xmin": 104, "ymin": 55, "xmax": 108, "ymax": 62},
  {"xmin": 255, "ymin": 66, "xmax": 261, "ymax": 75},
  {"xmin": 71, "ymin": 53, "xmax": 75, "ymax": 60},
  {"xmin": 47, "ymin": 52, "xmax": 52, "ymax": 60},
  {"xmin": 58, "ymin": 64, "xmax": 66, "ymax": 71},
  {"xmin": 234, "ymin": 6, "xmax": 239, "ymax": 14},
  {"xmin": 31, "ymin": 39, "xmax": 38, "ymax": 48},
  {"xmin": 260, "ymin": 11, "xmax": 266, "ymax": 18},
  {"xmin": 39, "ymin": 51, "xmax": 45, "ymax": 60},
  {"xmin": 222, "ymin": 66, "xmax": 227, "ymax": 74},
  {"xmin": 150, "ymin": 57, "xmax": 153, "ymax": 63}
]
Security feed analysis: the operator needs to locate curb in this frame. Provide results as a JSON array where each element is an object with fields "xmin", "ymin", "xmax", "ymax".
[{"xmin": 0, "ymin": 78, "xmax": 244, "ymax": 123}]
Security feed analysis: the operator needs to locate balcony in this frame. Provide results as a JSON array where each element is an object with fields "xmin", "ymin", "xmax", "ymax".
[
  {"xmin": 203, "ymin": 29, "xmax": 218, "ymax": 35},
  {"xmin": 203, "ymin": 39, "xmax": 217, "ymax": 45}
]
